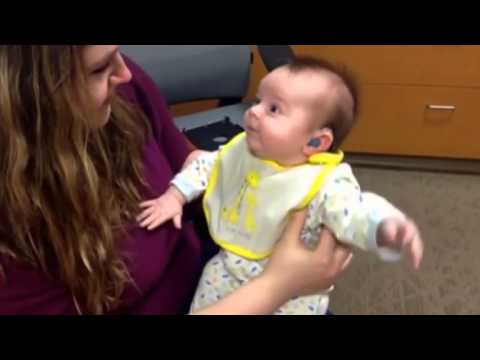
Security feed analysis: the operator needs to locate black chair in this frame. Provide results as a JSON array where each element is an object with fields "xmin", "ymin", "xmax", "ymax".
[
  {"xmin": 257, "ymin": 45, "xmax": 295, "ymax": 72},
  {"xmin": 121, "ymin": 45, "xmax": 251, "ymax": 150},
  {"xmin": 121, "ymin": 45, "xmax": 295, "ymax": 150}
]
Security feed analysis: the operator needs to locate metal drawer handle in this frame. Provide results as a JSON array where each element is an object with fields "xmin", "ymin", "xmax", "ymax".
[{"xmin": 427, "ymin": 105, "xmax": 456, "ymax": 111}]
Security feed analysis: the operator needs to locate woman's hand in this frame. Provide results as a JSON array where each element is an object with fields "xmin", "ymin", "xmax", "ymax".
[
  {"xmin": 263, "ymin": 209, "xmax": 353, "ymax": 300},
  {"xmin": 192, "ymin": 209, "xmax": 353, "ymax": 315}
]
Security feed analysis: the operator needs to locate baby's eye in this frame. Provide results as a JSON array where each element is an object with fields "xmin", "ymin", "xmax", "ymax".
[
  {"xmin": 269, "ymin": 104, "xmax": 279, "ymax": 114},
  {"xmin": 253, "ymin": 98, "xmax": 261, "ymax": 105}
]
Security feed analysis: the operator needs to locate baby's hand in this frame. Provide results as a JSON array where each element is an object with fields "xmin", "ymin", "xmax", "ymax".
[
  {"xmin": 137, "ymin": 186, "xmax": 186, "ymax": 231},
  {"xmin": 377, "ymin": 217, "xmax": 424, "ymax": 269}
]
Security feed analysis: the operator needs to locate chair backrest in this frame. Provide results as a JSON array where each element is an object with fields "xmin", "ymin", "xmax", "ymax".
[
  {"xmin": 257, "ymin": 45, "xmax": 295, "ymax": 72},
  {"xmin": 120, "ymin": 45, "xmax": 252, "ymax": 105}
]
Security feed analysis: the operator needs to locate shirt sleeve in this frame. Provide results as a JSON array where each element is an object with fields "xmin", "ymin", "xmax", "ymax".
[
  {"xmin": 0, "ymin": 256, "xmax": 79, "ymax": 315},
  {"xmin": 171, "ymin": 151, "xmax": 218, "ymax": 202},
  {"xmin": 308, "ymin": 164, "xmax": 406, "ymax": 262}
]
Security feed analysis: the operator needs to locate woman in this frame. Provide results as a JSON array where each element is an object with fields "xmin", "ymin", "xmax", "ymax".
[{"xmin": 0, "ymin": 45, "xmax": 352, "ymax": 315}]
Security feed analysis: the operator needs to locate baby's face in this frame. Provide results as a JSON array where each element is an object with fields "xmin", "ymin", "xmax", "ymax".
[{"xmin": 244, "ymin": 67, "xmax": 335, "ymax": 166}]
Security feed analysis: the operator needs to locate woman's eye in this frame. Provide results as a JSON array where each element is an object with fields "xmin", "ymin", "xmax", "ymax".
[{"xmin": 92, "ymin": 63, "xmax": 110, "ymax": 75}]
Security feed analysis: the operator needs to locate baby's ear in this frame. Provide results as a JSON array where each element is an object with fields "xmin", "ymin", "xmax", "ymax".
[{"xmin": 303, "ymin": 128, "xmax": 334, "ymax": 156}]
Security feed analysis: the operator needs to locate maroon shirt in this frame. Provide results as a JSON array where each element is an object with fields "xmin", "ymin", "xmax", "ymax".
[{"xmin": 0, "ymin": 56, "xmax": 207, "ymax": 315}]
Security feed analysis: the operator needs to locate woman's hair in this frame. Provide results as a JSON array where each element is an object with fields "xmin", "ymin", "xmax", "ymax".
[{"xmin": 0, "ymin": 45, "xmax": 151, "ymax": 314}]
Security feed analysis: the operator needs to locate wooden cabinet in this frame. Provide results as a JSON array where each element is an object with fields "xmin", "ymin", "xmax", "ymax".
[
  {"xmin": 344, "ymin": 85, "xmax": 480, "ymax": 159},
  {"xmin": 294, "ymin": 45, "xmax": 480, "ymax": 88}
]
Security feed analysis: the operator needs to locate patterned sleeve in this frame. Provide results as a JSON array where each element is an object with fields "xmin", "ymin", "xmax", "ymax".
[
  {"xmin": 170, "ymin": 151, "xmax": 219, "ymax": 202},
  {"xmin": 303, "ymin": 164, "xmax": 406, "ymax": 261}
]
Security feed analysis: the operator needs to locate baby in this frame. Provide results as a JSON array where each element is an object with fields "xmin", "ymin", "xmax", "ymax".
[{"xmin": 137, "ymin": 56, "xmax": 424, "ymax": 314}]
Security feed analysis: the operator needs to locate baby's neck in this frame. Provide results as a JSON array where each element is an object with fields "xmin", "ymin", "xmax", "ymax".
[{"xmin": 259, "ymin": 153, "xmax": 316, "ymax": 168}]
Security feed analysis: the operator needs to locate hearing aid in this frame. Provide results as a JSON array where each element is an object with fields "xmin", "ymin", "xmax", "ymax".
[{"xmin": 307, "ymin": 138, "xmax": 321, "ymax": 148}]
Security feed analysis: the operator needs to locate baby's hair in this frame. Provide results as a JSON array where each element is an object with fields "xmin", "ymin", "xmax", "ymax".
[{"xmin": 286, "ymin": 56, "xmax": 359, "ymax": 151}]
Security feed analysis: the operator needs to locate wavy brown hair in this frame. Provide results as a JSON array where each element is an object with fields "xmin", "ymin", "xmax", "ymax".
[{"xmin": 0, "ymin": 45, "xmax": 151, "ymax": 314}]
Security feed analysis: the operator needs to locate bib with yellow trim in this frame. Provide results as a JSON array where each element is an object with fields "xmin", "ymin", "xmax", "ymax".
[{"xmin": 202, "ymin": 132, "xmax": 343, "ymax": 261}]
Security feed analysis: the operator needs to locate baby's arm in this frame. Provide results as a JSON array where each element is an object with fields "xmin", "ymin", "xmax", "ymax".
[
  {"xmin": 312, "ymin": 164, "xmax": 423, "ymax": 268},
  {"xmin": 138, "ymin": 151, "xmax": 218, "ymax": 230},
  {"xmin": 170, "ymin": 150, "xmax": 218, "ymax": 203}
]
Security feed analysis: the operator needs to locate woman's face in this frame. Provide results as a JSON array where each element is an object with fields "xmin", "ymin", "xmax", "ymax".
[{"xmin": 82, "ymin": 45, "xmax": 132, "ymax": 127}]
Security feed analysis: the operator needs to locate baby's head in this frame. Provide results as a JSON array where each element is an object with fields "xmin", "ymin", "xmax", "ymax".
[{"xmin": 245, "ymin": 56, "xmax": 358, "ymax": 166}]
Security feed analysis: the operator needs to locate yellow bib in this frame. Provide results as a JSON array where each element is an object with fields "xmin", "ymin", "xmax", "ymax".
[{"xmin": 203, "ymin": 132, "xmax": 343, "ymax": 260}]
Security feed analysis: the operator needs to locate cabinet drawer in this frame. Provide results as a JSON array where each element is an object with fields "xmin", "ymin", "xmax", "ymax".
[
  {"xmin": 293, "ymin": 45, "xmax": 480, "ymax": 88},
  {"xmin": 342, "ymin": 85, "xmax": 480, "ymax": 159}
]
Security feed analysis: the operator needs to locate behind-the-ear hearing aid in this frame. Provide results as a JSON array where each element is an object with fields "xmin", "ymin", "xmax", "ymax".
[{"xmin": 307, "ymin": 138, "xmax": 321, "ymax": 148}]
